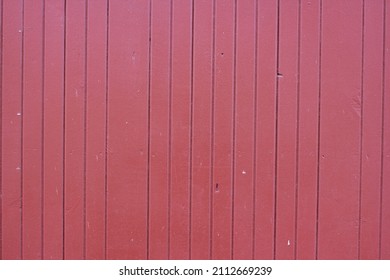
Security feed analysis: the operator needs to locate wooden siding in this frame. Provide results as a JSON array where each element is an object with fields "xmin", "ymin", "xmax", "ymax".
[{"xmin": 0, "ymin": 0, "xmax": 389, "ymax": 260}]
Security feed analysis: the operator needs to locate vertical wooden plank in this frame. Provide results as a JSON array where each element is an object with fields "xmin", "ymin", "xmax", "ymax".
[
  {"xmin": 212, "ymin": 0, "xmax": 234, "ymax": 260},
  {"xmin": 233, "ymin": 0, "xmax": 255, "ymax": 260},
  {"xmin": 107, "ymin": 0, "xmax": 149, "ymax": 259},
  {"xmin": 254, "ymin": 0, "xmax": 278, "ymax": 260},
  {"xmin": 149, "ymin": 0, "xmax": 170, "ymax": 260},
  {"xmin": 275, "ymin": 0, "xmax": 299, "ymax": 260},
  {"xmin": 169, "ymin": 0, "xmax": 192, "ymax": 260},
  {"xmin": 22, "ymin": 0, "xmax": 43, "ymax": 259},
  {"xmin": 85, "ymin": 0, "xmax": 107, "ymax": 260},
  {"xmin": 296, "ymin": 0, "xmax": 320, "ymax": 260},
  {"xmin": 360, "ymin": 0, "xmax": 384, "ymax": 260},
  {"xmin": 318, "ymin": 0, "xmax": 362, "ymax": 259},
  {"xmin": 191, "ymin": 0, "xmax": 213, "ymax": 260},
  {"xmin": 381, "ymin": 0, "xmax": 390, "ymax": 260},
  {"xmin": 1, "ymin": 0, "xmax": 23, "ymax": 260},
  {"xmin": 64, "ymin": 0, "xmax": 86, "ymax": 259},
  {"xmin": 43, "ymin": 0, "xmax": 65, "ymax": 259}
]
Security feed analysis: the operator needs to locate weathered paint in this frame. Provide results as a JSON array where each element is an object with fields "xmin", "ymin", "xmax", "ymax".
[{"xmin": 0, "ymin": 0, "xmax": 389, "ymax": 260}]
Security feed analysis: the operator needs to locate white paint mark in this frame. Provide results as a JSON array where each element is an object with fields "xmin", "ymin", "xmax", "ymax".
[
  {"xmin": 16, "ymin": 167, "xmax": 21, "ymax": 170},
  {"xmin": 287, "ymin": 240, "xmax": 291, "ymax": 246},
  {"xmin": 242, "ymin": 170, "xmax": 246, "ymax": 175},
  {"xmin": 16, "ymin": 112, "xmax": 21, "ymax": 116}
]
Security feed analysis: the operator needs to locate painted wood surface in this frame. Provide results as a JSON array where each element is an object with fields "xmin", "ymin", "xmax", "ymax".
[{"xmin": 1, "ymin": 0, "xmax": 389, "ymax": 260}]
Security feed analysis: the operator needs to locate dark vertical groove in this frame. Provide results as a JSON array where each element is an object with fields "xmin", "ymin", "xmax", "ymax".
[
  {"xmin": 20, "ymin": 0, "xmax": 25, "ymax": 260},
  {"xmin": 146, "ymin": 0, "xmax": 152, "ymax": 260},
  {"xmin": 62, "ymin": 0, "xmax": 67, "ymax": 260},
  {"xmin": 41, "ymin": 0, "xmax": 46, "ymax": 260},
  {"xmin": 0, "ymin": 0, "xmax": 4, "ymax": 260},
  {"xmin": 294, "ymin": 0, "xmax": 302, "ymax": 260},
  {"xmin": 252, "ymin": 0, "xmax": 258, "ymax": 260},
  {"xmin": 210, "ymin": 0, "xmax": 216, "ymax": 260},
  {"xmin": 104, "ymin": 0, "xmax": 109, "ymax": 260},
  {"xmin": 315, "ymin": 0, "xmax": 323, "ymax": 260},
  {"xmin": 379, "ymin": 0, "xmax": 386, "ymax": 260},
  {"xmin": 189, "ymin": 0, "xmax": 194, "ymax": 260},
  {"xmin": 358, "ymin": 0, "xmax": 365, "ymax": 260},
  {"xmin": 83, "ymin": 0, "xmax": 88, "ymax": 260},
  {"xmin": 231, "ymin": 0, "xmax": 237, "ymax": 260},
  {"xmin": 167, "ymin": 0, "xmax": 173, "ymax": 260},
  {"xmin": 273, "ymin": 0, "xmax": 280, "ymax": 260}
]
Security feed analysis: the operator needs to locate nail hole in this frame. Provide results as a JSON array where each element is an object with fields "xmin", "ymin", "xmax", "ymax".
[{"xmin": 215, "ymin": 183, "xmax": 219, "ymax": 192}]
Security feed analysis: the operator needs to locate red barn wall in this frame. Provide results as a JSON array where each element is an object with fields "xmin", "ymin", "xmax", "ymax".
[{"xmin": 1, "ymin": 0, "xmax": 389, "ymax": 260}]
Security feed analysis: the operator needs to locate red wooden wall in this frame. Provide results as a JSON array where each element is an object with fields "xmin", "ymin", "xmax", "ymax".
[{"xmin": 1, "ymin": 0, "xmax": 389, "ymax": 260}]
